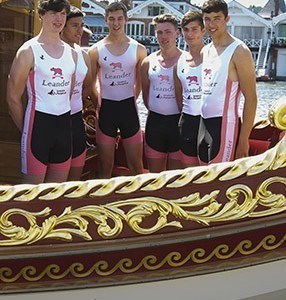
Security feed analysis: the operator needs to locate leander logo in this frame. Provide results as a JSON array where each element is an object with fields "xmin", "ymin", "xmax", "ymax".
[
  {"xmin": 110, "ymin": 62, "xmax": 123, "ymax": 72},
  {"xmin": 158, "ymin": 74, "xmax": 170, "ymax": 84},
  {"xmin": 50, "ymin": 67, "xmax": 64, "ymax": 79},
  {"xmin": 186, "ymin": 75, "xmax": 199, "ymax": 86}
]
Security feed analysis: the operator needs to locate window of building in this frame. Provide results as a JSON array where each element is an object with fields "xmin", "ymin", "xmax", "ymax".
[
  {"xmin": 126, "ymin": 21, "xmax": 145, "ymax": 36},
  {"xmin": 148, "ymin": 23, "xmax": 155, "ymax": 36},
  {"xmin": 148, "ymin": 6, "xmax": 164, "ymax": 16},
  {"xmin": 234, "ymin": 26, "xmax": 264, "ymax": 40},
  {"xmin": 278, "ymin": 24, "xmax": 286, "ymax": 37}
]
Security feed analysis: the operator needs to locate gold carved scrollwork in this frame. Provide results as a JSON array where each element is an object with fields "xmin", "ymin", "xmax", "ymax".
[
  {"xmin": 0, "ymin": 178, "xmax": 285, "ymax": 245},
  {"xmin": 0, "ymin": 234, "xmax": 285, "ymax": 283},
  {"xmin": 268, "ymin": 97, "xmax": 286, "ymax": 130}
]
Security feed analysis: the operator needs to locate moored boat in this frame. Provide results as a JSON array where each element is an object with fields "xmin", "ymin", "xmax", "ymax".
[{"xmin": 0, "ymin": 98, "xmax": 285, "ymax": 299}]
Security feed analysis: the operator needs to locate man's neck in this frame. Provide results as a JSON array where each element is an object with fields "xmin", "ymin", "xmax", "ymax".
[
  {"xmin": 189, "ymin": 43, "xmax": 204, "ymax": 57},
  {"xmin": 106, "ymin": 33, "xmax": 128, "ymax": 44},
  {"xmin": 38, "ymin": 29, "xmax": 62, "ymax": 45},
  {"xmin": 212, "ymin": 31, "xmax": 233, "ymax": 48},
  {"xmin": 160, "ymin": 46, "xmax": 180, "ymax": 58}
]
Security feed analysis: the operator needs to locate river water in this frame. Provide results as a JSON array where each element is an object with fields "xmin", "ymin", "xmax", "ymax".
[{"xmin": 137, "ymin": 81, "xmax": 286, "ymax": 128}]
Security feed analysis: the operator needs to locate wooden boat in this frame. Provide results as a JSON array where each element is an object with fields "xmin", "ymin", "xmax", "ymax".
[
  {"xmin": 0, "ymin": 98, "xmax": 285, "ymax": 299},
  {"xmin": 0, "ymin": 98, "xmax": 286, "ymax": 300}
]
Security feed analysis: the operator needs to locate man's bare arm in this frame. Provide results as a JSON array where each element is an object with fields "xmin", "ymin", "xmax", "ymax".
[
  {"xmin": 233, "ymin": 44, "xmax": 257, "ymax": 159},
  {"xmin": 173, "ymin": 64, "xmax": 183, "ymax": 112},
  {"xmin": 135, "ymin": 43, "xmax": 147, "ymax": 99},
  {"xmin": 88, "ymin": 45, "xmax": 100, "ymax": 109},
  {"xmin": 140, "ymin": 57, "xmax": 150, "ymax": 109},
  {"xmin": 82, "ymin": 50, "xmax": 92, "ymax": 104},
  {"xmin": 6, "ymin": 46, "xmax": 33, "ymax": 132}
]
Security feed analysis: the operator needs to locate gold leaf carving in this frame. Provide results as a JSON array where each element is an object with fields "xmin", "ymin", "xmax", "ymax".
[{"xmin": 0, "ymin": 178, "xmax": 285, "ymax": 245}]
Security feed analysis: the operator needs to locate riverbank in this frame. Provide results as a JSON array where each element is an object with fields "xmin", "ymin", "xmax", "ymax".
[{"xmin": 137, "ymin": 81, "xmax": 286, "ymax": 128}]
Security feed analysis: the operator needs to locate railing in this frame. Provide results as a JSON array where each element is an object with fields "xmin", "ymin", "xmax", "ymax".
[
  {"xmin": 243, "ymin": 39, "xmax": 262, "ymax": 48},
  {"xmin": 255, "ymin": 39, "xmax": 263, "ymax": 70},
  {"xmin": 263, "ymin": 38, "xmax": 272, "ymax": 69}
]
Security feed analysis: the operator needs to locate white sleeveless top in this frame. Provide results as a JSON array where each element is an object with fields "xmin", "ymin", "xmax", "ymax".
[
  {"xmin": 148, "ymin": 51, "xmax": 180, "ymax": 115},
  {"xmin": 177, "ymin": 51, "xmax": 202, "ymax": 116},
  {"xmin": 26, "ymin": 40, "xmax": 75, "ymax": 115},
  {"xmin": 97, "ymin": 39, "xmax": 137, "ymax": 101},
  {"xmin": 201, "ymin": 38, "xmax": 243, "ymax": 120},
  {"xmin": 70, "ymin": 44, "xmax": 88, "ymax": 115}
]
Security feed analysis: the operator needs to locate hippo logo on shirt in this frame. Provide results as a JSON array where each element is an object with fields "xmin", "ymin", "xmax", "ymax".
[
  {"xmin": 186, "ymin": 75, "xmax": 199, "ymax": 85},
  {"xmin": 50, "ymin": 67, "xmax": 63, "ymax": 79},
  {"xmin": 158, "ymin": 74, "xmax": 170, "ymax": 84},
  {"xmin": 203, "ymin": 68, "xmax": 212, "ymax": 80},
  {"xmin": 110, "ymin": 62, "xmax": 123, "ymax": 72}
]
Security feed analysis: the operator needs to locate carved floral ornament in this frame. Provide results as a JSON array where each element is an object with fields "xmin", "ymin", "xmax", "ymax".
[{"xmin": 0, "ymin": 176, "xmax": 285, "ymax": 246}]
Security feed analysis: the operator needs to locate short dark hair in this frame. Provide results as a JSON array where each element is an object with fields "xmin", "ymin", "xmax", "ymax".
[
  {"xmin": 153, "ymin": 14, "xmax": 178, "ymax": 29},
  {"xmin": 38, "ymin": 0, "xmax": 70, "ymax": 16},
  {"xmin": 67, "ymin": 6, "xmax": 85, "ymax": 21},
  {"xmin": 202, "ymin": 0, "xmax": 228, "ymax": 18},
  {"xmin": 105, "ymin": 2, "xmax": 128, "ymax": 19},
  {"xmin": 182, "ymin": 10, "xmax": 204, "ymax": 29}
]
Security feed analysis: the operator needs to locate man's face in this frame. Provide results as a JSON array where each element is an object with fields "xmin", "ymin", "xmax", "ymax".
[
  {"xmin": 155, "ymin": 22, "xmax": 179, "ymax": 50},
  {"xmin": 105, "ymin": 9, "xmax": 127, "ymax": 35},
  {"xmin": 203, "ymin": 11, "xmax": 229, "ymax": 38},
  {"xmin": 182, "ymin": 20, "xmax": 205, "ymax": 47},
  {"xmin": 62, "ymin": 16, "xmax": 84, "ymax": 45},
  {"xmin": 41, "ymin": 9, "xmax": 67, "ymax": 33}
]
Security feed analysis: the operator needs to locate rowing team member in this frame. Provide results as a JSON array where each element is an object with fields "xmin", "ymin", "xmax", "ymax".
[
  {"xmin": 7, "ymin": 0, "xmax": 91, "ymax": 184},
  {"xmin": 7, "ymin": 0, "xmax": 257, "ymax": 182}
]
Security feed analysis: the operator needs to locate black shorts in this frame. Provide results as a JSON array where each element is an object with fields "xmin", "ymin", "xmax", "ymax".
[
  {"xmin": 98, "ymin": 97, "xmax": 140, "ymax": 139},
  {"xmin": 30, "ymin": 111, "xmax": 71, "ymax": 164},
  {"xmin": 179, "ymin": 113, "xmax": 201, "ymax": 157},
  {"xmin": 71, "ymin": 111, "xmax": 86, "ymax": 158},
  {"xmin": 145, "ymin": 111, "xmax": 180, "ymax": 153},
  {"xmin": 197, "ymin": 116, "xmax": 222, "ymax": 163}
]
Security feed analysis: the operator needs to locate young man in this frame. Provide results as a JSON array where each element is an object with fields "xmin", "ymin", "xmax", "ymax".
[
  {"xmin": 174, "ymin": 10, "xmax": 205, "ymax": 167},
  {"xmin": 141, "ymin": 14, "xmax": 183, "ymax": 173},
  {"xmin": 88, "ymin": 2, "xmax": 147, "ymax": 179},
  {"xmin": 61, "ymin": 6, "xmax": 92, "ymax": 181},
  {"xmin": 199, "ymin": 0, "xmax": 257, "ymax": 164},
  {"xmin": 6, "ymin": 0, "xmax": 77, "ymax": 184}
]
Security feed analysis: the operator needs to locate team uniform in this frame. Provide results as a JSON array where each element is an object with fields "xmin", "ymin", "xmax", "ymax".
[
  {"xmin": 198, "ymin": 38, "xmax": 243, "ymax": 164},
  {"xmin": 96, "ymin": 39, "xmax": 142, "ymax": 145},
  {"xmin": 70, "ymin": 43, "xmax": 88, "ymax": 168},
  {"xmin": 145, "ymin": 51, "xmax": 181, "ymax": 160},
  {"xmin": 176, "ymin": 52, "xmax": 202, "ymax": 165},
  {"xmin": 22, "ymin": 39, "xmax": 75, "ymax": 175}
]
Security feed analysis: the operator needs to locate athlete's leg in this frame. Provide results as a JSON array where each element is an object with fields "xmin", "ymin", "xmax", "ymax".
[
  {"xmin": 22, "ymin": 174, "xmax": 46, "ymax": 184},
  {"xmin": 69, "ymin": 112, "xmax": 87, "ymax": 181},
  {"xmin": 45, "ymin": 169, "xmax": 70, "ymax": 183},
  {"xmin": 96, "ymin": 120, "xmax": 117, "ymax": 178},
  {"xmin": 180, "ymin": 151, "xmax": 199, "ymax": 168},
  {"xmin": 122, "ymin": 130, "xmax": 144, "ymax": 175},
  {"xmin": 168, "ymin": 151, "xmax": 183, "ymax": 170},
  {"xmin": 147, "ymin": 157, "xmax": 167, "ymax": 173},
  {"xmin": 68, "ymin": 151, "xmax": 86, "ymax": 180},
  {"xmin": 97, "ymin": 143, "xmax": 116, "ymax": 179},
  {"xmin": 68, "ymin": 166, "xmax": 84, "ymax": 181},
  {"xmin": 144, "ymin": 143, "xmax": 167, "ymax": 173}
]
